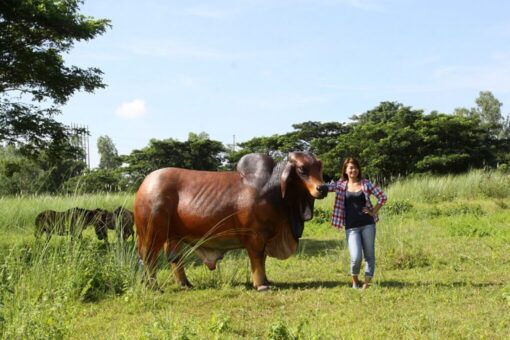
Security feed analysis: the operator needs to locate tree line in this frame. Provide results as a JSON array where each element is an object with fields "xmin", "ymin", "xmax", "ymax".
[
  {"xmin": 2, "ymin": 90, "xmax": 509, "ymax": 195},
  {"xmin": 1, "ymin": 1, "xmax": 509, "ymax": 195}
]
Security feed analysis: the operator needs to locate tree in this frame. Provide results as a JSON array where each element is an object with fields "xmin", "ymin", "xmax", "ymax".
[
  {"xmin": 97, "ymin": 135, "xmax": 121, "ymax": 169},
  {"xmin": 229, "ymin": 121, "xmax": 348, "ymax": 177},
  {"xmin": 415, "ymin": 113, "xmax": 494, "ymax": 173},
  {"xmin": 475, "ymin": 91, "xmax": 503, "ymax": 130},
  {"xmin": 455, "ymin": 91, "xmax": 508, "ymax": 139},
  {"xmin": 122, "ymin": 133, "xmax": 226, "ymax": 189},
  {"xmin": 327, "ymin": 102, "xmax": 423, "ymax": 182},
  {"xmin": 326, "ymin": 101, "xmax": 499, "ymax": 181},
  {"xmin": 0, "ymin": 0, "xmax": 110, "ymax": 149},
  {"xmin": 185, "ymin": 132, "xmax": 225, "ymax": 170},
  {"xmin": 0, "ymin": 140, "xmax": 85, "ymax": 194}
]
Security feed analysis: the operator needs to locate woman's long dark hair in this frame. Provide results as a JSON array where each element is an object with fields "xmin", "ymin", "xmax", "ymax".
[{"xmin": 341, "ymin": 157, "xmax": 362, "ymax": 181}]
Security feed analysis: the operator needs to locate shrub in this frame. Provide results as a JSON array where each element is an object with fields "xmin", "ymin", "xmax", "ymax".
[
  {"xmin": 443, "ymin": 203, "xmax": 485, "ymax": 216},
  {"xmin": 311, "ymin": 207, "xmax": 330, "ymax": 224},
  {"xmin": 267, "ymin": 320, "xmax": 295, "ymax": 340},
  {"xmin": 384, "ymin": 199, "xmax": 413, "ymax": 215},
  {"xmin": 384, "ymin": 243, "xmax": 431, "ymax": 270},
  {"xmin": 69, "ymin": 243, "xmax": 132, "ymax": 302},
  {"xmin": 447, "ymin": 221, "xmax": 494, "ymax": 238},
  {"xmin": 61, "ymin": 169, "xmax": 126, "ymax": 194}
]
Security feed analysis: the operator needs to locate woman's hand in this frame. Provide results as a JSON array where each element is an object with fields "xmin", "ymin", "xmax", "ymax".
[
  {"xmin": 363, "ymin": 204, "xmax": 382, "ymax": 217},
  {"xmin": 362, "ymin": 207, "xmax": 374, "ymax": 216},
  {"xmin": 363, "ymin": 207, "xmax": 380, "ymax": 217}
]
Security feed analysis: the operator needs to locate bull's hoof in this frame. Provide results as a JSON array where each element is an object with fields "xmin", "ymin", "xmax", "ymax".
[
  {"xmin": 204, "ymin": 261, "xmax": 216, "ymax": 271},
  {"xmin": 180, "ymin": 281, "xmax": 193, "ymax": 290},
  {"xmin": 147, "ymin": 281, "xmax": 164, "ymax": 293},
  {"xmin": 256, "ymin": 285, "xmax": 270, "ymax": 292}
]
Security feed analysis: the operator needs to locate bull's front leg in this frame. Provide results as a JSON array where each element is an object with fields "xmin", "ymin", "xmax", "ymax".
[{"xmin": 246, "ymin": 235, "xmax": 270, "ymax": 291}]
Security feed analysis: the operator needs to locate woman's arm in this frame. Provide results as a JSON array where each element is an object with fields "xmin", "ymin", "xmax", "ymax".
[
  {"xmin": 369, "ymin": 181, "xmax": 387, "ymax": 206},
  {"xmin": 362, "ymin": 180, "xmax": 387, "ymax": 216}
]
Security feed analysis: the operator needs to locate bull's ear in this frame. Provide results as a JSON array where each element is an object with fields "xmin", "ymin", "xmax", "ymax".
[{"xmin": 280, "ymin": 162, "xmax": 293, "ymax": 198}]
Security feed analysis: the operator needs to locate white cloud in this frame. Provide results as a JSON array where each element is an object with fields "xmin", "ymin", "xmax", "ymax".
[{"xmin": 115, "ymin": 99, "xmax": 147, "ymax": 119}]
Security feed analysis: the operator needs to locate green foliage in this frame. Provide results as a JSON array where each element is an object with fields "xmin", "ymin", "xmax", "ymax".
[
  {"xmin": 0, "ymin": 144, "xmax": 85, "ymax": 194},
  {"xmin": 0, "ymin": 0, "xmax": 110, "ymax": 103},
  {"xmin": 0, "ymin": 0, "xmax": 110, "ymax": 149},
  {"xmin": 503, "ymin": 286, "xmax": 510, "ymax": 307},
  {"xmin": 267, "ymin": 320, "xmax": 294, "ymax": 340},
  {"xmin": 384, "ymin": 243, "xmax": 431, "ymax": 270},
  {"xmin": 61, "ymin": 168, "xmax": 127, "ymax": 194},
  {"xmin": 0, "ymin": 171, "xmax": 509, "ymax": 339},
  {"xmin": 446, "ymin": 218, "xmax": 495, "ymax": 238},
  {"xmin": 209, "ymin": 314, "xmax": 231, "ymax": 334},
  {"xmin": 230, "ymin": 121, "xmax": 347, "ymax": 178},
  {"xmin": 70, "ymin": 243, "xmax": 131, "ymax": 302},
  {"xmin": 383, "ymin": 199, "xmax": 413, "ymax": 215},
  {"xmin": 97, "ymin": 135, "xmax": 121, "ymax": 169},
  {"xmin": 122, "ymin": 133, "xmax": 225, "ymax": 189},
  {"xmin": 326, "ymin": 102, "xmax": 500, "ymax": 182},
  {"xmin": 444, "ymin": 203, "xmax": 484, "ymax": 217},
  {"xmin": 386, "ymin": 170, "xmax": 510, "ymax": 203},
  {"xmin": 474, "ymin": 91, "xmax": 504, "ymax": 137},
  {"xmin": 311, "ymin": 207, "xmax": 330, "ymax": 224}
]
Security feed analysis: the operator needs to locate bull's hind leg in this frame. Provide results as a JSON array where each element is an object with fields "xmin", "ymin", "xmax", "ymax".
[
  {"xmin": 165, "ymin": 240, "xmax": 193, "ymax": 289},
  {"xmin": 137, "ymin": 226, "xmax": 166, "ymax": 289}
]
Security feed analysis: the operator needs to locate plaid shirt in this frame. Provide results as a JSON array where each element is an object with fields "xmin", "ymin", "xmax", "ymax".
[{"xmin": 328, "ymin": 178, "xmax": 387, "ymax": 229}]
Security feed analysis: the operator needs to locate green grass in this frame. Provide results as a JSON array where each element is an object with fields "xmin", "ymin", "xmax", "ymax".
[{"xmin": 1, "ymin": 171, "xmax": 509, "ymax": 339}]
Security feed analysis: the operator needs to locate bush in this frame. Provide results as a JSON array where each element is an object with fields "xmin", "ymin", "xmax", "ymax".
[
  {"xmin": 311, "ymin": 207, "xmax": 330, "ymax": 224},
  {"xmin": 384, "ymin": 199, "xmax": 413, "ymax": 215},
  {"xmin": 267, "ymin": 320, "xmax": 294, "ymax": 340},
  {"xmin": 68, "ymin": 242, "xmax": 133, "ymax": 302},
  {"xmin": 384, "ymin": 243, "xmax": 431, "ymax": 269},
  {"xmin": 447, "ymin": 221, "xmax": 494, "ymax": 238},
  {"xmin": 443, "ymin": 203, "xmax": 485, "ymax": 216},
  {"xmin": 61, "ymin": 169, "xmax": 127, "ymax": 194}
]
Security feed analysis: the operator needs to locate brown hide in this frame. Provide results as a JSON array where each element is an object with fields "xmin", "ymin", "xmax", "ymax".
[{"xmin": 134, "ymin": 152, "xmax": 328, "ymax": 290}]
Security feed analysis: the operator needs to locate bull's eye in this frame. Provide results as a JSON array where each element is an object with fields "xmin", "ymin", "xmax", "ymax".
[{"xmin": 297, "ymin": 167, "xmax": 308, "ymax": 176}]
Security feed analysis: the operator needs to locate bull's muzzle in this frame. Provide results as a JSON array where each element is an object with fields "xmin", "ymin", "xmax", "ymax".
[{"xmin": 316, "ymin": 184, "xmax": 328, "ymax": 198}]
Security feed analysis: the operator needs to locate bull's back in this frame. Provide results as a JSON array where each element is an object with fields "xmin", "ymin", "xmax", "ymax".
[{"xmin": 135, "ymin": 168, "xmax": 251, "ymax": 237}]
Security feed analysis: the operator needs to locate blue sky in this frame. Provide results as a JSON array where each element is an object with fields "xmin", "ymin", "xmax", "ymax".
[{"xmin": 59, "ymin": 0, "xmax": 510, "ymax": 167}]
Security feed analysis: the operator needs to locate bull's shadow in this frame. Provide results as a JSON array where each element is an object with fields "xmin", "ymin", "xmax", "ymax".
[
  {"xmin": 159, "ymin": 238, "xmax": 344, "ymax": 268},
  {"xmin": 296, "ymin": 238, "xmax": 344, "ymax": 257}
]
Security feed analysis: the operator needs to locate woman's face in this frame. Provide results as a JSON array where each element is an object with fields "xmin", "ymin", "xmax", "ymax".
[{"xmin": 345, "ymin": 163, "xmax": 359, "ymax": 180}]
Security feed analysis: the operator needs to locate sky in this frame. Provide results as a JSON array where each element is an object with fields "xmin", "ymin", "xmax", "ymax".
[{"xmin": 59, "ymin": 0, "xmax": 510, "ymax": 168}]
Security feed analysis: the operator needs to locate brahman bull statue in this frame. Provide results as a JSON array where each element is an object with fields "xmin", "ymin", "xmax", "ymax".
[{"xmin": 134, "ymin": 152, "xmax": 328, "ymax": 291}]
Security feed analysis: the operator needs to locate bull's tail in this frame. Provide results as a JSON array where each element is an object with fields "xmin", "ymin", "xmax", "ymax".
[{"xmin": 134, "ymin": 200, "xmax": 168, "ymax": 276}]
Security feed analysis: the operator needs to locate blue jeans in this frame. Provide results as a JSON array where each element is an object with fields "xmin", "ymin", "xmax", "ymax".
[{"xmin": 345, "ymin": 224, "xmax": 376, "ymax": 277}]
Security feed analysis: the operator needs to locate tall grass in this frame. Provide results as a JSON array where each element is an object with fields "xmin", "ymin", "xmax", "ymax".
[
  {"xmin": 0, "ymin": 170, "xmax": 509, "ymax": 338},
  {"xmin": 386, "ymin": 169, "xmax": 510, "ymax": 202},
  {"xmin": 0, "ymin": 239, "xmax": 140, "ymax": 338}
]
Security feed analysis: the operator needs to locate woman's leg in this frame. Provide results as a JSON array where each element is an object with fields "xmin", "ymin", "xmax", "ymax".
[
  {"xmin": 346, "ymin": 227, "xmax": 362, "ymax": 287},
  {"xmin": 360, "ymin": 224, "xmax": 376, "ymax": 288}
]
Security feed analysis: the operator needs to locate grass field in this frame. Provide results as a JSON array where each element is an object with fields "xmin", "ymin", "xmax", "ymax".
[{"xmin": 1, "ymin": 170, "xmax": 509, "ymax": 339}]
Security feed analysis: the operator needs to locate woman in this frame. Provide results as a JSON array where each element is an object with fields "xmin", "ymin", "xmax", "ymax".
[{"xmin": 329, "ymin": 158, "xmax": 387, "ymax": 289}]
